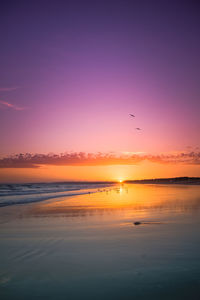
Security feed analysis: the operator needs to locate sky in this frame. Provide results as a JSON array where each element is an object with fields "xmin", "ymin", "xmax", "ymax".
[{"xmin": 0, "ymin": 0, "xmax": 200, "ymax": 182}]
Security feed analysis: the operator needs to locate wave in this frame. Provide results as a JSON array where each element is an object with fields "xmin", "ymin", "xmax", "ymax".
[{"xmin": 0, "ymin": 182, "xmax": 115, "ymax": 207}]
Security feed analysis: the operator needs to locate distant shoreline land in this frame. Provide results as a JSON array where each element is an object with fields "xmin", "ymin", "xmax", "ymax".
[{"xmin": 124, "ymin": 177, "xmax": 200, "ymax": 185}]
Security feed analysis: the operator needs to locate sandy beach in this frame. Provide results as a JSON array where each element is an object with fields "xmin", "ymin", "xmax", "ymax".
[{"xmin": 1, "ymin": 183, "xmax": 200, "ymax": 299}]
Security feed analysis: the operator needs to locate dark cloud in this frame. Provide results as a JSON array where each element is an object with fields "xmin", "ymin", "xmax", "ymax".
[{"xmin": 0, "ymin": 151, "xmax": 200, "ymax": 168}]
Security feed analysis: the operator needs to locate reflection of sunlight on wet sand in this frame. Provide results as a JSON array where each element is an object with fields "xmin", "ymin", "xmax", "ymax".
[
  {"xmin": 1, "ymin": 186, "xmax": 200, "ymax": 300},
  {"xmin": 28, "ymin": 184, "xmax": 200, "ymax": 222}
]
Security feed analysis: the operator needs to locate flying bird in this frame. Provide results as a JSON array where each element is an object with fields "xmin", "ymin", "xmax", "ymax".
[
  {"xmin": 135, "ymin": 127, "xmax": 142, "ymax": 130},
  {"xmin": 129, "ymin": 114, "xmax": 135, "ymax": 117}
]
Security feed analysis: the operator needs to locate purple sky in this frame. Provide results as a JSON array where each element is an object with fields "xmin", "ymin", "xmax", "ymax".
[{"xmin": 0, "ymin": 1, "xmax": 200, "ymax": 181}]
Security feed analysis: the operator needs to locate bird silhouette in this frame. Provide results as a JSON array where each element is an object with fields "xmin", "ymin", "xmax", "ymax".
[
  {"xmin": 129, "ymin": 114, "xmax": 135, "ymax": 117},
  {"xmin": 135, "ymin": 127, "xmax": 142, "ymax": 130}
]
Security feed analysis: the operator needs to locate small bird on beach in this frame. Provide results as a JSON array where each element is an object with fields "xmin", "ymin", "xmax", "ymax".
[
  {"xmin": 129, "ymin": 114, "xmax": 135, "ymax": 117},
  {"xmin": 134, "ymin": 221, "xmax": 141, "ymax": 225},
  {"xmin": 135, "ymin": 127, "xmax": 142, "ymax": 130}
]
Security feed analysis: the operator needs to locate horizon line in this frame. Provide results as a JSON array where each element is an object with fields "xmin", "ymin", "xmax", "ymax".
[{"xmin": 1, "ymin": 176, "xmax": 200, "ymax": 185}]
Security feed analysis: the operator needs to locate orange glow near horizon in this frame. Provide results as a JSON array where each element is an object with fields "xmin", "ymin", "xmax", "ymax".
[
  {"xmin": 29, "ymin": 184, "xmax": 200, "ymax": 219},
  {"xmin": 0, "ymin": 161, "xmax": 200, "ymax": 183}
]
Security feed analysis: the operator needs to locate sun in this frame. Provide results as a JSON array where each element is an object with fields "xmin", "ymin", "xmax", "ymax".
[{"xmin": 119, "ymin": 179, "xmax": 123, "ymax": 183}]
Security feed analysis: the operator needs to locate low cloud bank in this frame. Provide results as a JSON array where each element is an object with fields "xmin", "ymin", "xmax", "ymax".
[{"xmin": 0, "ymin": 151, "xmax": 200, "ymax": 168}]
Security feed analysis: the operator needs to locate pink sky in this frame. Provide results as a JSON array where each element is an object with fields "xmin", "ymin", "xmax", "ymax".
[{"xmin": 0, "ymin": 1, "xmax": 200, "ymax": 181}]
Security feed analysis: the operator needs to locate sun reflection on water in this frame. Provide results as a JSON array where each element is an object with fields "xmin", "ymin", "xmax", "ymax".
[{"xmin": 28, "ymin": 184, "xmax": 200, "ymax": 222}]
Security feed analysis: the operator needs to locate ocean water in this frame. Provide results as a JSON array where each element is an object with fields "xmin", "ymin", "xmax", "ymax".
[
  {"xmin": 0, "ymin": 183, "xmax": 200, "ymax": 300},
  {"xmin": 0, "ymin": 182, "xmax": 115, "ymax": 207}
]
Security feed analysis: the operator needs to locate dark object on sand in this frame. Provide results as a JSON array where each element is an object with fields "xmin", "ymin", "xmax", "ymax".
[{"xmin": 134, "ymin": 222, "xmax": 141, "ymax": 225}]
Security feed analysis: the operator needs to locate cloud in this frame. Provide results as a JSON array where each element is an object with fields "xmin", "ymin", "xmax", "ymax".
[
  {"xmin": 0, "ymin": 100, "xmax": 26, "ymax": 111},
  {"xmin": 0, "ymin": 151, "xmax": 200, "ymax": 168},
  {"xmin": 0, "ymin": 87, "xmax": 19, "ymax": 92}
]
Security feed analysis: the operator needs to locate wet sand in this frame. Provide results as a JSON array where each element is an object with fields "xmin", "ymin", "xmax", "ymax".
[{"xmin": 1, "ymin": 184, "xmax": 200, "ymax": 299}]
